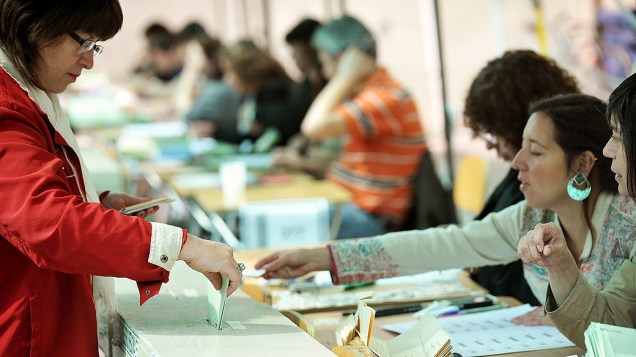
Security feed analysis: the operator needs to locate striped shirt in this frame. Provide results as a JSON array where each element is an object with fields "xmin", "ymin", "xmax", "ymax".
[{"xmin": 328, "ymin": 68, "xmax": 427, "ymax": 223}]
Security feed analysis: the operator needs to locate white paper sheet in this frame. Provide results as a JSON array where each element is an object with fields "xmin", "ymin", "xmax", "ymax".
[
  {"xmin": 382, "ymin": 304, "xmax": 575, "ymax": 356},
  {"xmin": 207, "ymin": 276, "xmax": 229, "ymax": 330}
]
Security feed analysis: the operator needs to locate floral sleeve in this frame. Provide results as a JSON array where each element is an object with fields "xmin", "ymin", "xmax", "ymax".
[{"xmin": 327, "ymin": 237, "xmax": 399, "ymax": 285}]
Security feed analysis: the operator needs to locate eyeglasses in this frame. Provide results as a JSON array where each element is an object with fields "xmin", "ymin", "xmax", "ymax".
[
  {"xmin": 69, "ymin": 32, "xmax": 103, "ymax": 57},
  {"xmin": 479, "ymin": 131, "xmax": 498, "ymax": 147}
]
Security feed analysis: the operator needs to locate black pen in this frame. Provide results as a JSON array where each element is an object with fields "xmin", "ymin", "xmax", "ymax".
[
  {"xmin": 343, "ymin": 304, "xmax": 425, "ymax": 317},
  {"xmin": 374, "ymin": 304, "xmax": 424, "ymax": 317}
]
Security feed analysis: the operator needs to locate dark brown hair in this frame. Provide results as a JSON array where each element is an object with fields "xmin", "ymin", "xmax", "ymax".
[
  {"xmin": 607, "ymin": 72, "xmax": 636, "ymax": 199},
  {"xmin": 221, "ymin": 39, "xmax": 288, "ymax": 86},
  {"xmin": 529, "ymin": 94, "xmax": 616, "ymax": 240},
  {"xmin": 200, "ymin": 37, "xmax": 224, "ymax": 80},
  {"xmin": 0, "ymin": 0, "xmax": 123, "ymax": 88},
  {"xmin": 464, "ymin": 50, "xmax": 580, "ymax": 153}
]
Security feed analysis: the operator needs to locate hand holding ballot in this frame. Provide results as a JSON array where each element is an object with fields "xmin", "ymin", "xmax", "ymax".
[
  {"xmin": 254, "ymin": 246, "xmax": 332, "ymax": 279},
  {"xmin": 179, "ymin": 234, "xmax": 243, "ymax": 295}
]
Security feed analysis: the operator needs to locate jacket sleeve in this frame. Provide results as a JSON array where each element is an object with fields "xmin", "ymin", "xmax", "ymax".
[
  {"xmin": 0, "ymin": 107, "xmax": 179, "ymax": 284},
  {"xmin": 546, "ymin": 244, "xmax": 636, "ymax": 349},
  {"xmin": 327, "ymin": 201, "xmax": 527, "ymax": 284}
]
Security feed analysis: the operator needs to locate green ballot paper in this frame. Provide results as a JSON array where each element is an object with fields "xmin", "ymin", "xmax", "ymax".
[{"xmin": 207, "ymin": 275, "xmax": 230, "ymax": 330}]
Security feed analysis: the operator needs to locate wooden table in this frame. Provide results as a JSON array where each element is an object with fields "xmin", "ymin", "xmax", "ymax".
[
  {"xmin": 305, "ymin": 309, "xmax": 583, "ymax": 356},
  {"xmin": 187, "ymin": 174, "xmax": 351, "ymax": 213},
  {"xmin": 235, "ymin": 249, "xmax": 584, "ymax": 356},
  {"xmin": 141, "ymin": 162, "xmax": 352, "ymax": 245},
  {"xmin": 144, "ymin": 162, "xmax": 351, "ymax": 213}
]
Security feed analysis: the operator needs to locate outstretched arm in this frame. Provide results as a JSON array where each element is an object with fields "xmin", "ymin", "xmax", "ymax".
[{"xmin": 254, "ymin": 246, "xmax": 332, "ymax": 279}]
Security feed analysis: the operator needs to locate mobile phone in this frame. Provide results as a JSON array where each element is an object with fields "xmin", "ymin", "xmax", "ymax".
[{"xmin": 119, "ymin": 197, "xmax": 175, "ymax": 215}]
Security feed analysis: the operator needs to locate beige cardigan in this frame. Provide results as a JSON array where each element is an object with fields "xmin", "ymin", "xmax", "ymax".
[{"xmin": 545, "ymin": 243, "xmax": 636, "ymax": 349}]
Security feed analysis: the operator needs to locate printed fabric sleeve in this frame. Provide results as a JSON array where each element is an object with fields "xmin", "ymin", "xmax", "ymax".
[
  {"xmin": 546, "ymin": 244, "xmax": 636, "ymax": 349},
  {"xmin": 326, "ymin": 201, "xmax": 527, "ymax": 285}
]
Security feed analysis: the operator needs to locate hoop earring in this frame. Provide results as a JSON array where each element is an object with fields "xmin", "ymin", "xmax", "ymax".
[{"xmin": 567, "ymin": 173, "xmax": 591, "ymax": 201}]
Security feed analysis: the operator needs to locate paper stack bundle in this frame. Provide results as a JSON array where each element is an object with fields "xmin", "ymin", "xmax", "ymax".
[
  {"xmin": 332, "ymin": 297, "xmax": 453, "ymax": 357},
  {"xmin": 584, "ymin": 322, "xmax": 636, "ymax": 357}
]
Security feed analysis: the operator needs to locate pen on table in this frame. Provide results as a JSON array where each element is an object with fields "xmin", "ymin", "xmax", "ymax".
[
  {"xmin": 343, "ymin": 282, "xmax": 375, "ymax": 291},
  {"xmin": 435, "ymin": 303, "xmax": 508, "ymax": 317},
  {"xmin": 456, "ymin": 303, "xmax": 508, "ymax": 315},
  {"xmin": 342, "ymin": 303, "xmax": 423, "ymax": 317}
]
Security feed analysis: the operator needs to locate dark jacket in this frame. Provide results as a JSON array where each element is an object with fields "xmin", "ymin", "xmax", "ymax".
[{"xmin": 471, "ymin": 168, "xmax": 540, "ymax": 305}]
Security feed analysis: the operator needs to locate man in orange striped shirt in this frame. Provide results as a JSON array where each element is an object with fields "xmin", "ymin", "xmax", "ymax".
[{"xmin": 302, "ymin": 15, "xmax": 427, "ymax": 238}]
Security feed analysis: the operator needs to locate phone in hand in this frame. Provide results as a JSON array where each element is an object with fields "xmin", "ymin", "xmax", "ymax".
[{"xmin": 119, "ymin": 197, "xmax": 175, "ymax": 215}]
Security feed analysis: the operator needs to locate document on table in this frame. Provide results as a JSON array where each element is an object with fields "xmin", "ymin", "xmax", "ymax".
[{"xmin": 382, "ymin": 304, "xmax": 575, "ymax": 356}]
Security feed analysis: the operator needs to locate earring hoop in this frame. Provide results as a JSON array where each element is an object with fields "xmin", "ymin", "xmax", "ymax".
[{"xmin": 567, "ymin": 172, "xmax": 591, "ymax": 201}]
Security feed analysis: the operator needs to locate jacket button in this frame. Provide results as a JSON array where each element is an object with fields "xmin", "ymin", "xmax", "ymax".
[
  {"xmin": 160, "ymin": 255, "xmax": 168, "ymax": 263},
  {"xmin": 145, "ymin": 289, "xmax": 150, "ymax": 295}
]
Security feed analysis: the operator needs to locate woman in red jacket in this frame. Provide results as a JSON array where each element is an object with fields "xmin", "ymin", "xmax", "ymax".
[{"xmin": 0, "ymin": 1, "xmax": 242, "ymax": 356}]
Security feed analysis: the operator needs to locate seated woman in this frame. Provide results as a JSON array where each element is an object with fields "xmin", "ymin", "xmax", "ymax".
[
  {"xmin": 255, "ymin": 94, "xmax": 635, "ymax": 323},
  {"xmin": 220, "ymin": 40, "xmax": 297, "ymax": 148},
  {"xmin": 463, "ymin": 50, "xmax": 580, "ymax": 307},
  {"xmin": 518, "ymin": 73, "xmax": 636, "ymax": 348},
  {"xmin": 184, "ymin": 37, "xmax": 243, "ymax": 144}
]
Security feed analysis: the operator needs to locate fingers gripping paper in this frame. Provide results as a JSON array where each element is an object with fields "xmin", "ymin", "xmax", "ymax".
[{"xmin": 207, "ymin": 275, "xmax": 230, "ymax": 330}]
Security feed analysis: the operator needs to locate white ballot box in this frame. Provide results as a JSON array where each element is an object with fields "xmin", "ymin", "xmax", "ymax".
[{"xmin": 108, "ymin": 262, "xmax": 332, "ymax": 357}]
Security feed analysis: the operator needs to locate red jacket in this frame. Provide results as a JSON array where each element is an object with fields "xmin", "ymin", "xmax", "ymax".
[{"xmin": 0, "ymin": 68, "xmax": 180, "ymax": 356}]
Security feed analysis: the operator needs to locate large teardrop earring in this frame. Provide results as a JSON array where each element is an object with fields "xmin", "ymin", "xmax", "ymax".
[{"xmin": 567, "ymin": 172, "xmax": 591, "ymax": 201}]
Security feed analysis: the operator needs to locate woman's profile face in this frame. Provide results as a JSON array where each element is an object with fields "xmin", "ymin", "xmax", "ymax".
[
  {"xmin": 34, "ymin": 32, "xmax": 95, "ymax": 93},
  {"xmin": 511, "ymin": 112, "xmax": 572, "ymax": 209},
  {"xmin": 603, "ymin": 120, "xmax": 628, "ymax": 197}
]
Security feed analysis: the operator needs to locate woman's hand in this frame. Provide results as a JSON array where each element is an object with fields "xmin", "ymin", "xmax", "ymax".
[
  {"xmin": 254, "ymin": 247, "xmax": 332, "ymax": 279},
  {"xmin": 178, "ymin": 234, "xmax": 242, "ymax": 296},
  {"xmin": 336, "ymin": 47, "xmax": 376, "ymax": 83},
  {"xmin": 510, "ymin": 307, "xmax": 553, "ymax": 326},
  {"xmin": 188, "ymin": 120, "xmax": 216, "ymax": 138},
  {"xmin": 100, "ymin": 192, "xmax": 159, "ymax": 219},
  {"xmin": 271, "ymin": 146, "xmax": 303, "ymax": 169},
  {"xmin": 517, "ymin": 223, "xmax": 572, "ymax": 267},
  {"xmin": 518, "ymin": 222, "xmax": 580, "ymax": 306}
]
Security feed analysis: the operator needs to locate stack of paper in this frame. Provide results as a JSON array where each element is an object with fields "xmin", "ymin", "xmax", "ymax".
[
  {"xmin": 370, "ymin": 313, "xmax": 452, "ymax": 357},
  {"xmin": 333, "ymin": 297, "xmax": 452, "ymax": 357},
  {"xmin": 585, "ymin": 322, "xmax": 636, "ymax": 357}
]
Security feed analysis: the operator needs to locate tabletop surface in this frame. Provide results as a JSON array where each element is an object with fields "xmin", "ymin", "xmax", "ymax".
[{"xmin": 144, "ymin": 162, "xmax": 352, "ymax": 212}]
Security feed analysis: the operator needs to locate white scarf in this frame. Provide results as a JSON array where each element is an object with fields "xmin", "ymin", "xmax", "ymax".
[
  {"xmin": 0, "ymin": 48, "xmax": 100, "ymax": 202},
  {"xmin": 0, "ymin": 48, "xmax": 116, "ymax": 348}
]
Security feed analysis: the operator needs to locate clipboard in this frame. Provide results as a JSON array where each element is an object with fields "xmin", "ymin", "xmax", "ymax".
[{"xmin": 119, "ymin": 197, "xmax": 175, "ymax": 215}]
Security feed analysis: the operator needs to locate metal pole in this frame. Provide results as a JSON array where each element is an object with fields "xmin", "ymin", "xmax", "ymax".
[{"xmin": 433, "ymin": 0, "xmax": 454, "ymax": 185}]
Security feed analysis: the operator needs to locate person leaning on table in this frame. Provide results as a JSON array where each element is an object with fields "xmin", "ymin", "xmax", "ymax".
[
  {"xmin": 256, "ymin": 94, "xmax": 635, "ymax": 324},
  {"xmin": 0, "ymin": 1, "xmax": 241, "ymax": 356},
  {"xmin": 518, "ymin": 73, "xmax": 636, "ymax": 349},
  {"xmin": 463, "ymin": 49, "xmax": 581, "ymax": 307}
]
